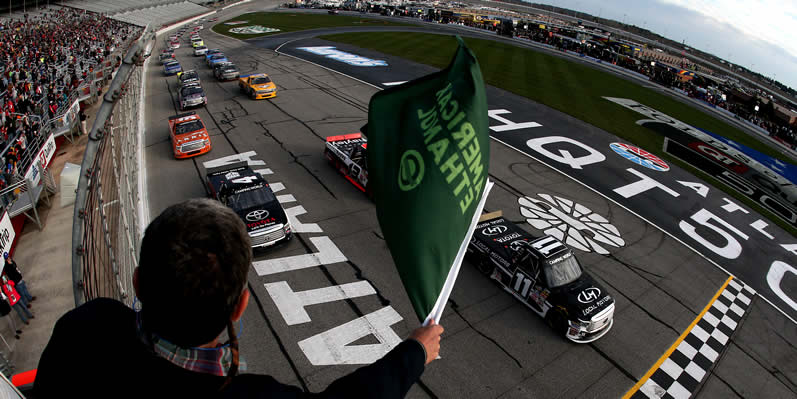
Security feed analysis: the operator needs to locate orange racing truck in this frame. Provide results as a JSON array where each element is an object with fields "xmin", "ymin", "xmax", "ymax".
[{"xmin": 168, "ymin": 111, "xmax": 211, "ymax": 159}]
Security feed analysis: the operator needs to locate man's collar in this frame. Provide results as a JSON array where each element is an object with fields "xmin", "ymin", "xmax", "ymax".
[{"xmin": 135, "ymin": 312, "xmax": 246, "ymax": 377}]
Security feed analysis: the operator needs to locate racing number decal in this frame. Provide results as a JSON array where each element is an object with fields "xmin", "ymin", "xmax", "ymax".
[
  {"xmin": 511, "ymin": 272, "xmax": 534, "ymax": 298},
  {"xmin": 232, "ymin": 176, "xmax": 260, "ymax": 184},
  {"xmin": 531, "ymin": 236, "xmax": 564, "ymax": 257}
]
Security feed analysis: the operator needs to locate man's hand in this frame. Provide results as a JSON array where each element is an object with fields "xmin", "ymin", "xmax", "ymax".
[{"xmin": 409, "ymin": 320, "xmax": 444, "ymax": 365}]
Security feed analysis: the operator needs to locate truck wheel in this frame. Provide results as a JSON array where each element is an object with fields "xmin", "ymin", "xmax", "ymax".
[
  {"xmin": 476, "ymin": 259, "xmax": 494, "ymax": 276},
  {"xmin": 249, "ymin": 89, "xmax": 256, "ymax": 100},
  {"xmin": 545, "ymin": 308, "xmax": 568, "ymax": 337}
]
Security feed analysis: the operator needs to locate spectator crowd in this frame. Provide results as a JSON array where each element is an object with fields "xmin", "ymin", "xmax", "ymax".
[
  {"xmin": 371, "ymin": 6, "xmax": 797, "ymax": 151},
  {"xmin": 0, "ymin": 6, "xmax": 139, "ymax": 344},
  {"xmin": 0, "ymin": 7, "xmax": 140, "ymax": 208}
]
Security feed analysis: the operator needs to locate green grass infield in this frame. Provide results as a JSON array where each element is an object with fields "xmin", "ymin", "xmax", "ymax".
[
  {"xmin": 319, "ymin": 31, "xmax": 797, "ymax": 236},
  {"xmin": 211, "ymin": 12, "xmax": 412, "ymax": 40}
]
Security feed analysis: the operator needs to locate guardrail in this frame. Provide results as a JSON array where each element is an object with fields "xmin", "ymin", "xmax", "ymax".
[{"xmin": 71, "ymin": 26, "xmax": 153, "ymax": 307}]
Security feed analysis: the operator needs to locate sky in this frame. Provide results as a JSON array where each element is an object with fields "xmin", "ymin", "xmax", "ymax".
[{"xmin": 535, "ymin": 0, "xmax": 797, "ymax": 91}]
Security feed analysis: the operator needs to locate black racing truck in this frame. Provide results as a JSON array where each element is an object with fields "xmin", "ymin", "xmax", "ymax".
[
  {"xmin": 466, "ymin": 212, "xmax": 614, "ymax": 343},
  {"xmin": 206, "ymin": 161, "xmax": 292, "ymax": 249}
]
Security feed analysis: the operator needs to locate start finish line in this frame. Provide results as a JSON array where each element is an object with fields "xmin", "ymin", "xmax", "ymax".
[{"xmin": 203, "ymin": 152, "xmax": 404, "ymax": 366}]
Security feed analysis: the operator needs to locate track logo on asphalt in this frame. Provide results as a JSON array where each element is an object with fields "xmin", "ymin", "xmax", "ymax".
[
  {"xmin": 519, "ymin": 194, "xmax": 625, "ymax": 255},
  {"xmin": 229, "ymin": 26, "xmax": 281, "ymax": 34},
  {"xmin": 298, "ymin": 46, "xmax": 387, "ymax": 67},
  {"xmin": 609, "ymin": 142, "xmax": 670, "ymax": 171}
]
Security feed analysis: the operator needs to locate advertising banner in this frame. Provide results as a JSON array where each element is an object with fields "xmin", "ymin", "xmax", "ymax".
[{"xmin": 24, "ymin": 133, "xmax": 56, "ymax": 186}]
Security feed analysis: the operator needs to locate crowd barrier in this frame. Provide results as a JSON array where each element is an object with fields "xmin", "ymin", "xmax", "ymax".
[{"xmin": 71, "ymin": 25, "xmax": 153, "ymax": 307}]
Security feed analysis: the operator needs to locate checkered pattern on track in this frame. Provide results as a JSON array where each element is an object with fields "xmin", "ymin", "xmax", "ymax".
[{"xmin": 631, "ymin": 278, "xmax": 755, "ymax": 399}]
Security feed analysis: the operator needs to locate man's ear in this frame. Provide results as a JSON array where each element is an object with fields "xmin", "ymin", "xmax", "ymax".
[
  {"xmin": 231, "ymin": 289, "xmax": 250, "ymax": 322},
  {"xmin": 133, "ymin": 267, "xmax": 141, "ymax": 300}
]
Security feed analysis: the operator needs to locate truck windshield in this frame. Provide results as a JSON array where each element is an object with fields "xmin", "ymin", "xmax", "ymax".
[
  {"xmin": 545, "ymin": 257, "xmax": 582, "ymax": 288},
  {"xmin": 231, "ymin": 187, "xmax": 276, "ymax": 209},
  {"xmin": 182, "ymin": 87, "xmax": 203, "ymax": 96},
  {"xmin": 175, "ymin": 120, "xmax": 203, "ymax": 135},
  {"xmin": 252, "ymin": 77, "xmax": 271, "ymax": 85}
]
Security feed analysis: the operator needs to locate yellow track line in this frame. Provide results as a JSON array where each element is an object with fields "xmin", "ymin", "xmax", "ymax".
[{"xmin": 622, "ymin": 275, "xmax": 733, "ymax": 399}]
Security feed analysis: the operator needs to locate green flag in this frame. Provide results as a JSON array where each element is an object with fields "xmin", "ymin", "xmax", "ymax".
[{"xmin": 365, "ymin": 36, "xmax": 493, "ymax": 325}]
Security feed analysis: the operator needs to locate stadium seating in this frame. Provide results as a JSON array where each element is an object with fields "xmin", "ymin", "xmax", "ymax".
[
  {"xmin": 67, "ymin": 0, "xmax": 209, "ymax": 21},
  {"xmin": 112, "ymin": 1, "xmax": 210, "ymax": 27}
]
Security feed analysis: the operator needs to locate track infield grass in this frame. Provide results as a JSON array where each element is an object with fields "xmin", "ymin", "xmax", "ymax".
[
  {"xmin": 212, "ymin": 12, "xmax": 412, "ymax": 40},
  {"xmin": 319, "ymin": 31, "xmax": 797, "ymax": 236}
]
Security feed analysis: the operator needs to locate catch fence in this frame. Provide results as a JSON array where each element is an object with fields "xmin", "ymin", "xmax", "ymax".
[{"xmin": 71, "ymin": 27, "xmax": 153, "ymax": 307}]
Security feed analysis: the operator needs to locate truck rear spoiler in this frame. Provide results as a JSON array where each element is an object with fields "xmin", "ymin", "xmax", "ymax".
[
  {"xmin": 479, "ymin": 210, "xmax": 503, "ymax": 222},
  {"xmin": 326, "ymin": 132, "xmax": 362, "ymax": 142},
  {"xmin": 168, "ymin": 111, "xmax": 197, "ymax": 121},
  {"xmin": 239, "ymin": 73, "xmax": 263, "ymax": 78},
  {"xmin": 206, "ymin": 161, "xmax": 249, "ymax": 176}
]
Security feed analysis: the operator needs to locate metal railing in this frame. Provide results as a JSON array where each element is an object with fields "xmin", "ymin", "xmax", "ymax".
[{"xmin": 71, "ymin": 26, "xmax": 152, "ymax": 307}]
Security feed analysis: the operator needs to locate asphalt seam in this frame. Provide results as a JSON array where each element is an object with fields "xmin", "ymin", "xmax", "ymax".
[{"xmin": 449, "ymin": 298, "xmax": 524, "ymax": 369}]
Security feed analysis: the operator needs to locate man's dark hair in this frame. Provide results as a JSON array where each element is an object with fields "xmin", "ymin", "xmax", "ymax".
[{"xmin": 137, "ymin": 198, "xmax": 251, "ymax": 347}]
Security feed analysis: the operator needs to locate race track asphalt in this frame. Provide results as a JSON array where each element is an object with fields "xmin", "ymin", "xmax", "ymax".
[{"xmin": 141, "ymin": 4, "xmax": 797, "ymax": 398}]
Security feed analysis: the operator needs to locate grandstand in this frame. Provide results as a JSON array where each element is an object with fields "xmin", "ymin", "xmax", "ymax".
[
  {"xmin": 112, "ymin": 1, "xmax": 211, "ymax": 27},
  {"xmin": 61, "ymin": 0, "xmax": 211, "ymax": 27}
]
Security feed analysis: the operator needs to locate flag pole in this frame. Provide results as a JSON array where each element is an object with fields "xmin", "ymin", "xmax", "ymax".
[{"xmin": 422, "ymin": 179, "xmax": 494, "ymax": 326}]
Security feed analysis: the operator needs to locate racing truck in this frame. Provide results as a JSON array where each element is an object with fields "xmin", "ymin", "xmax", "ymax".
[
  {"xmin": 467, "ymin": 212, "xmax": 614, "ymax": 343},
  {"xmin": 324, "ymin": 132, "xmax": 369, "ymax": 195},
  {"xmin": 206, "ymin": 161, "xmax": 292, "ymax": 249},
  {"xmin": 177, "ymin": 70, "xmax": 200, "ymax": 88},
  {"xmin": 238, "ymin": 73, "xmax": 277, "ymax": 99},
  {"xmin": 168, "ymin": 111, "xmax": 211, "ymax": 159}
]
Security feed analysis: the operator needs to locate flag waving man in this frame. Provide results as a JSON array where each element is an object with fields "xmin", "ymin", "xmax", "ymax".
[{"xmin": 366, "ymin": 36, "xmax": 493, "ymax": 327}]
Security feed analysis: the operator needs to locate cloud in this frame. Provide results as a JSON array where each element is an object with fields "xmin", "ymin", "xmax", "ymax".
[{"xmin": 656, "ymin": 0, "xmax": 797, "ymax": 57}]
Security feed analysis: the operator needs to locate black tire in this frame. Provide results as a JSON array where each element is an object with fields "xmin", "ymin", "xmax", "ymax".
[
  {"xmin": 545, "ymin": 308, "xmax": 568, "ymax": 337},
  {"xmin": 476, "ymin": 258, "xmax": 494, "ymax": 276}
]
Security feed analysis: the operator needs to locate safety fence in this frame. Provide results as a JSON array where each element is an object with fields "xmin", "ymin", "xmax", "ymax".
[{"xmin": 71, "ymin": 27, "xmax": 153, "ymax": 307}]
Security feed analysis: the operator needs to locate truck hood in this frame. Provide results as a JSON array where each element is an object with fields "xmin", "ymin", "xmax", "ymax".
[
  {"xmin": 549, "ymin": 274, "xmax": 614, "ymax": 321},
  {"xmin": 253, "ymin": 84, "xmax": 274, "ymax": 90},
  {"xmin": 233, "ymin": 201, "xmax": 287, "ymax": 232},
  {"xmin": 175, "ymin": 130, "xmax": 206, "ymax": 142},
  {"xmin": 183, "ymin": 93, "xmax": 204, "ymax": 101}
]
